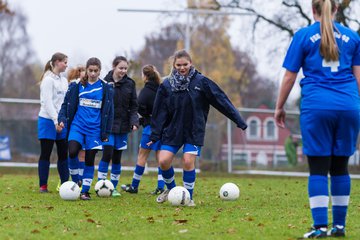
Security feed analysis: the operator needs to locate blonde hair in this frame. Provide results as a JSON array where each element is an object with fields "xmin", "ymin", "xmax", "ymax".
[
  {"xmin": 312, "ymin": 0, "xmax": 338, "ymax": 61},
  {"xmin": 67, "ymin": 66, "xmax": 85, "ymax": 83}
]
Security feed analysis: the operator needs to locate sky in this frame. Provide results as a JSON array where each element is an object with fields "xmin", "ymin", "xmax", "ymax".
[{"xmin": 9, "ymin": 0, "xmax": 298, "ymax": 99}]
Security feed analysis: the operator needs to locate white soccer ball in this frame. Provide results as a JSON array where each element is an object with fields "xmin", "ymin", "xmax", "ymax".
[
  {"xmin": 59, "ymin": 181, "xmax": 80, "ymax": 200},
  {"xmin": 168, "ymin": 186, "xmax": 191, "ymax": 206},
  {"xmin": 94, "ymin": 179, "xmax": 114, "ymax": 197},
  {"xmin": 219, "ymin": 183, "xmax": 240, "ymax": 201}
]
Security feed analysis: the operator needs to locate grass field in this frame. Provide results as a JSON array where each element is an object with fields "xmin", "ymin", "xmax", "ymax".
[{"xmin": 0, "ymin": 168, "xmax": 359, "ymax": 240}]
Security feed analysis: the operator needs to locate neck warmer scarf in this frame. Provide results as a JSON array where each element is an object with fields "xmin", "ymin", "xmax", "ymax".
[{"xmin": 169, "ymin": 66, "xmax": 196, "ymax": 92}]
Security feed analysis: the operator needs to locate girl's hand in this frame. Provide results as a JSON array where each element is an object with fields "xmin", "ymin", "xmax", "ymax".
[{"xmin": 274, "ymin": 108, "xmax": 286, "ymax": 128}]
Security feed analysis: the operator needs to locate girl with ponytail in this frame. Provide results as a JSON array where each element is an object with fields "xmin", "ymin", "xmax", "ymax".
[{"xmin": 275, "ymin": 0, "xmax": 360, "ymax": 238}]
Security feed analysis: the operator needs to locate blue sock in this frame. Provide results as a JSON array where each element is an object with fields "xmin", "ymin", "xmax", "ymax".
[
  {"xmin": 97, "ymin": 160, "xmax": 109, "ymax": 181},
  {"xmin": 82, "ymin": 165, "xmax": 94, "ymax": 193},
  {"xmin": 331, "ymin": 175, "xmax": 351, "ymax": 227},
  {"xmin": 157, "ymin": 167, "xmax": 165, "ymax": 190},
  {"xmin": 111, "ymin": 163, "xmax": 121, "ymax": 188},
  {"xmin": 183, "ymin": 169, "xmax": 196, "ymax": 199},
  {"xmin": 78, "ymin": 161, "xmax": 85, "ymax": 181},
  {"xmin": 68, "ymin": 157, "xmax": 79, "ymax": 183},
  {"xmin": 38, "ymin": 159, "xmax": 50, "ymax": 187},
  {"xmin": 162, "ymin": 166, "xmax": 176, "ymax": 190},
  {"xmin": 57, "ymin": 159, "xmax": 69, "ymax": 184},
  {"xmin": 308, "ymin": 175, "xmax": 329, "ymax": 228},
  {"xmin": 131, "ymin": 164, "xmax": 145, "ymax": 189}
]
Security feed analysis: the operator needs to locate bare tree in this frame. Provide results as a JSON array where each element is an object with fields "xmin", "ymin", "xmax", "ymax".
[
  {"xmin": 0, "ymin": 8, "xmax": 34, "ymax": 96},
  {"xmin": 0, "ymin": 0, "xmax": 12, "ymax": 14}
]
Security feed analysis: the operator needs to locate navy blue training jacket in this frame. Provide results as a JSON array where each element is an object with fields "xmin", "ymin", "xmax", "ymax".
[
  {"xmin": 150, "ymin": 70, "xmax": 247, "ymax": 146},
  {"xmin": 58, "ymin": 80, "xmax": 114, "ymax": 141}
]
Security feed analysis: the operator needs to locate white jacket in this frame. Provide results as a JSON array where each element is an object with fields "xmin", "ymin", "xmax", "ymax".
[{"xmin": 38, "ymin": 71, "xmax": 68, "ymax": 125}]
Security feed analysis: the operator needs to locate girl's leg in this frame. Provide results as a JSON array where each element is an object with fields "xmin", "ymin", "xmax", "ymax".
[
  {"xmin": 81, "ymin": 149, "xmax": 97, "ymax": 195},
  {"xmin": 330, "ymin": 156, "xmax": 350, "ymax": 231},
  {"xmin": 38, "ymin": 139, "xmax": 55, "ymax": 191},
  {"xmin": 55, "ymin": 139, "xmax": 69, "ymax": 184},
  {"xmin": 78, "ymin": 150, "xmax": 85, "ymax": 181},
  {"xmin": 182, "ymin": 153, "xmax": 197, "ymax": 200},
  {"xmin": 159, "ymin": 150, "xmax": 176, "ymax": 190},
  {"xmin": 156, "ymin": 150, "xmax": 165, "ymax": 191},
  {"xmin": 97, "ymin": 145, "xmax": 113, "ymax": 181},
  {"xmin": 111, "ymin": 149, "xmax": 122, "ymax": 188},
  {"xmin": 130, "ymin": 147, "xmax": 151, "ymax": 189},
  {"xmin": 68, "ymin": 140, "xmax": 82, "ymax": 183}
]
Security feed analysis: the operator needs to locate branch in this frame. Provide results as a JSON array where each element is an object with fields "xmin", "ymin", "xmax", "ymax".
[{"xmin": 282, "ymin": 1, "xmax": 312, "ymax": 26}]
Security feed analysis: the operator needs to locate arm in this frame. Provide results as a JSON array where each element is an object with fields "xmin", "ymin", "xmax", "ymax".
[
  {"xmin": 274, "ymin": 70, "xmax": 297, "ymax": 128},
  {"xmin": 104, "ymin": 86, "xmax": 114, "ymax": 141},
  {"xmin": 129, "ymin": 83, "xmax": 139, "ymax": 129},
  {"xmin": 150, "ymin": 85, "xmax": 169, "ymax": 142},
  {"xmin": 204, "ymin": 78, "xmax": 247, "ymax": 130},
  {"xmin": 353, "ymin": 66, "xmax": 360, "ymax": 95},
  {"xmin": 41, "ymin": 77, "xmax": 58, "ymax": 125},
  {"xmin": 58, "ymin": 83, "xmax": 73, "ymax": 127}
]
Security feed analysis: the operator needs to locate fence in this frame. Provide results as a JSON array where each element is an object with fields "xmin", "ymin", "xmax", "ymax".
[{"xmin": 1, "ymin": 98, "xmax": 360, "ymax": 176}]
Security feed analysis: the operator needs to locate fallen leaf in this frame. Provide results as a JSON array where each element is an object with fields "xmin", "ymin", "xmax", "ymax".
[
  {"xmin": 179, "ymin": 229, "xmax": 188, "ymax": 234},
  {"xmin": 147, "ymin": 217, "xmax": 155, "ymax": 223},
  {"xmin": 87, "ymin": 218, "xmax": 95, "ymax": 223},
  {"xmin": 31, "ymin": 229, "xmax": 40, "ymax": 234},
  {"xmin": 227, "ymin": 228, "xmax": 236, "ymax": 234},
  {"xmin": 173, "ymin": 219, "xmax": 188, "ymax": 225}
]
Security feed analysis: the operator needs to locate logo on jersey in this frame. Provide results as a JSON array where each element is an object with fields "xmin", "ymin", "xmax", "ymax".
[
  {"xmin": 194, "ymin": 86, "xmax": 201, "ymax": 91},
  {"xmin": 79, "ymin": 98, "xmax": 102, "ymax": 108}
]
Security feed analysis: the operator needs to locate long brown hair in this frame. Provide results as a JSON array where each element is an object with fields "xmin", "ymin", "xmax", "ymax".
[
  {"xmin": 67, "ymin": 66, "xmax": 85, "ymax": 83},
  {"xmin": 80, "ymin": 57, "xmax": 102, "ymax": 86},
  {"xmin": 172, "ymin": 49, "xmax": 192, "ymax": 66},
  {"xmin": 40, "ymin": 52, "xmax": 67, "ymax": 82},
  {"xmin": 142, "ymin": 64, "xmax": 161, "ymax": 85},
  {"xmin": 312, "ymin": 0, "xmax": 338, "ymax": 61}
]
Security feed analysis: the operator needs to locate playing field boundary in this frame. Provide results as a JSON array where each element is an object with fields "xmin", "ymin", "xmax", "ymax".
[{"xmin": 233, "ymin": 170, "xmax": 360, "ymax": 179}]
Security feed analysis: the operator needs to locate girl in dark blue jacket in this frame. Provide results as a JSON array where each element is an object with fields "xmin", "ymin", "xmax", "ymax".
[
  {"xmin": 150, "ymin": 50, "xmax": 247, "ymax": 206},
  {"xmin": 58, "ymin": 57, "xmax": 114, "ymax": 200}
]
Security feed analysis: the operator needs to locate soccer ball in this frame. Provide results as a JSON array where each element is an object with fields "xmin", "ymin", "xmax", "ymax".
[
  {"xmin": 219, "ymin": 183, "xmax": 240, "ymax": 201},
  {"xmin": 59, "ymin": 181, "xmax": 80, "ymax": 200},
  {"xmin": 94, "ymin": 179, "xmax": 114, "ymax": 197},
  {"xmin": 168, "ymin": 186, "xmax": 191, "ymax": 206}
]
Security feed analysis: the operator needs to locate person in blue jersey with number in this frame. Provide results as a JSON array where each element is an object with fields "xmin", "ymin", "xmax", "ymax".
[
  {"xmin": 97, "ymin": 56, "xmax": 139, "ymax": 197},
  {"xmin": 37, "ymin": 52, "xmax": 69, "ymax": 193},
  {"xmin": 275, "ymin": 0, "xmax": 360, "ymax": 238},
  {"xmin": 58, "ymin": 57, "xmax": 114, "ymax": 200},
  {"xmin": 121, "ymin": 64, "xmax": 165, "ymax": 195},
  {"xmin": 149, "ymin": 50, "xmax": 247, "ymax": 207}
]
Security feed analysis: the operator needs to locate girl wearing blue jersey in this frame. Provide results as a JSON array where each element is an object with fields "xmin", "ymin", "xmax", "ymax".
[
  {"xmin": 275, "ymin": 0, "xmax": 360, "ymax": 238},
  {"xmin": 58, "ymin": 57, "xmax": 114, "ymax": 200},
  {"xmin": 38, "ymin": 52, "xmax": 69, "ymax": 193},
  {"xmin": 149, "ymin": 50, "xmax": 247, "ymax": 206},
  {"xmin": 97, "ymin": 56, "xmax": 139, "ymax": 197},
  {"xmin": 121, "ymin": 64, "xmax": 165, "ymax": 194}
]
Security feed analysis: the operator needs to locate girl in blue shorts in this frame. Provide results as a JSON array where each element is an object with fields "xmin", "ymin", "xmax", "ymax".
[
  {"xmin": 275, "ymin": 0, "xmax": 360, "ymax": 238},
  {"xmin": 37, "ymin": 52, "xmax": 69, "ymax": 193},
  {"xmin": 121, "ymin": 64, "xmax": 165, "ymax": 194},
  {"xmin": 149, "ymin": 50, "xmax": 247, "ymax": 206},
  {"xmin": 58, "ymin": 57, "xmax": 114, "ymax": 200}
]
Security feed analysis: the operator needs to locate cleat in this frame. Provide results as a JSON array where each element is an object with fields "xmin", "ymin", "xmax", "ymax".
[
  {"xmin": 78, "ymin": 180, "xmax": 82, "ymax": 191},
  {"xmin": 121, "ymin": 184, "xmax": 138, "ymax": 194},
  {"xmin": 40, "ymin": 184, "xmax": 48, "ymax": 193},
  {"xmin": 187, "ymin": 199, "xmax": 196, "ymax": 207},
  {"xmin": 112, "ymin": 189, "xmax": 121, "ymax": 197},
  {"xmin": 56, "ymin": 180, "xmax": 61, "ymax": 192},
  {"xmin": 80, "ymin": 192, "xmax": 91, "ymax": 200},
  {"xmin": 303, "ymin": 226, "xmax": 327, "ymax": 238},
  {"xmin": 151, "ymin": 188, "xmax": 165, "ymax": 195},
  {"xmin": 156, "ymin": 189, "xmax": 170, "ymax": 203},
  {"xmin": 327, "ymin": 225, "xmax": 345, "ymax": 237}
]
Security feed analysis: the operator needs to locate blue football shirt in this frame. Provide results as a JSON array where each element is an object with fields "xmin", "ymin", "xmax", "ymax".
[
  {"xmin": 283, "ymin": 21, "xmax": 360, "ymax": 110},
  {"xmin": 71, "ymin": 80, "xmax": 103, "ymax": 137}
]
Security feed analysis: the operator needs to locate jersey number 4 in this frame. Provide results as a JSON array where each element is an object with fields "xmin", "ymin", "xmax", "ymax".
[{"xmin": 322, "ymin": 59, "xmax": 340, "ymax": 72}]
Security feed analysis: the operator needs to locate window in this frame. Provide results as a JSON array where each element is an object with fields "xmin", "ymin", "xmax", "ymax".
[
  {"xmin": 264, "ymin": 117, "xmax": 278, "ymax": 140},
  {"xmin": 246, "ymin": 117, "xmax": 261, "ymax": 140}
]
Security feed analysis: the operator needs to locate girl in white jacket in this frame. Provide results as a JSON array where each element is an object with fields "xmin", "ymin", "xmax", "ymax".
[{"xmin": 38, "ymin": 52, "xmax": 69, "ymax": 193}]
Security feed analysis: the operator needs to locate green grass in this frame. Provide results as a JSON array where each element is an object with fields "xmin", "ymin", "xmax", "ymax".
[{"xmin": 0, "ymin": 169, "xmax": 359, "ymax": 240}]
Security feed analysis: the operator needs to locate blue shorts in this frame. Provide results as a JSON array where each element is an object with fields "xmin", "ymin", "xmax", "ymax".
[
  {"xmin": 161, "ymin": 143, "xmax": 202, "ymax": 156},
  {"xmin": 300, "ymin": 109, "xmax": 359, "ymax": 156},
  {"xmin": 68, "ymin": 129, "xmax": 102, "ymax": 150},
  {"xmin": 38, "ymin": 116, "xmax": 67, "ymax": 140},
  {"xmin": 140, "ymin": 133, "xmax": 161, "ymax": 151},
  {"xmin": 102, "ymin": 133, "xmax": 128, "ymax": 150}
]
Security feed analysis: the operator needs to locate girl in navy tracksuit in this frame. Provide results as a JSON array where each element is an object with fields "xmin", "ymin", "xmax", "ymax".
[
  {"xmin": 275, "ymin": 0, "xmax": 360, "ymax": 238},
  {"xmin": 150, "ymin": 50, "xmax": 247, "ymax": 206},
  {"xmin": 37, "ymin": 52, "xmax": 69, "ymax": 193},
  {"xmin": 121, "ymin": 64, "xmax": 165, "ymax": 194},
  {"xmin": 58, "ymin": 57, "xmax": 114, "ymax": 200}
]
